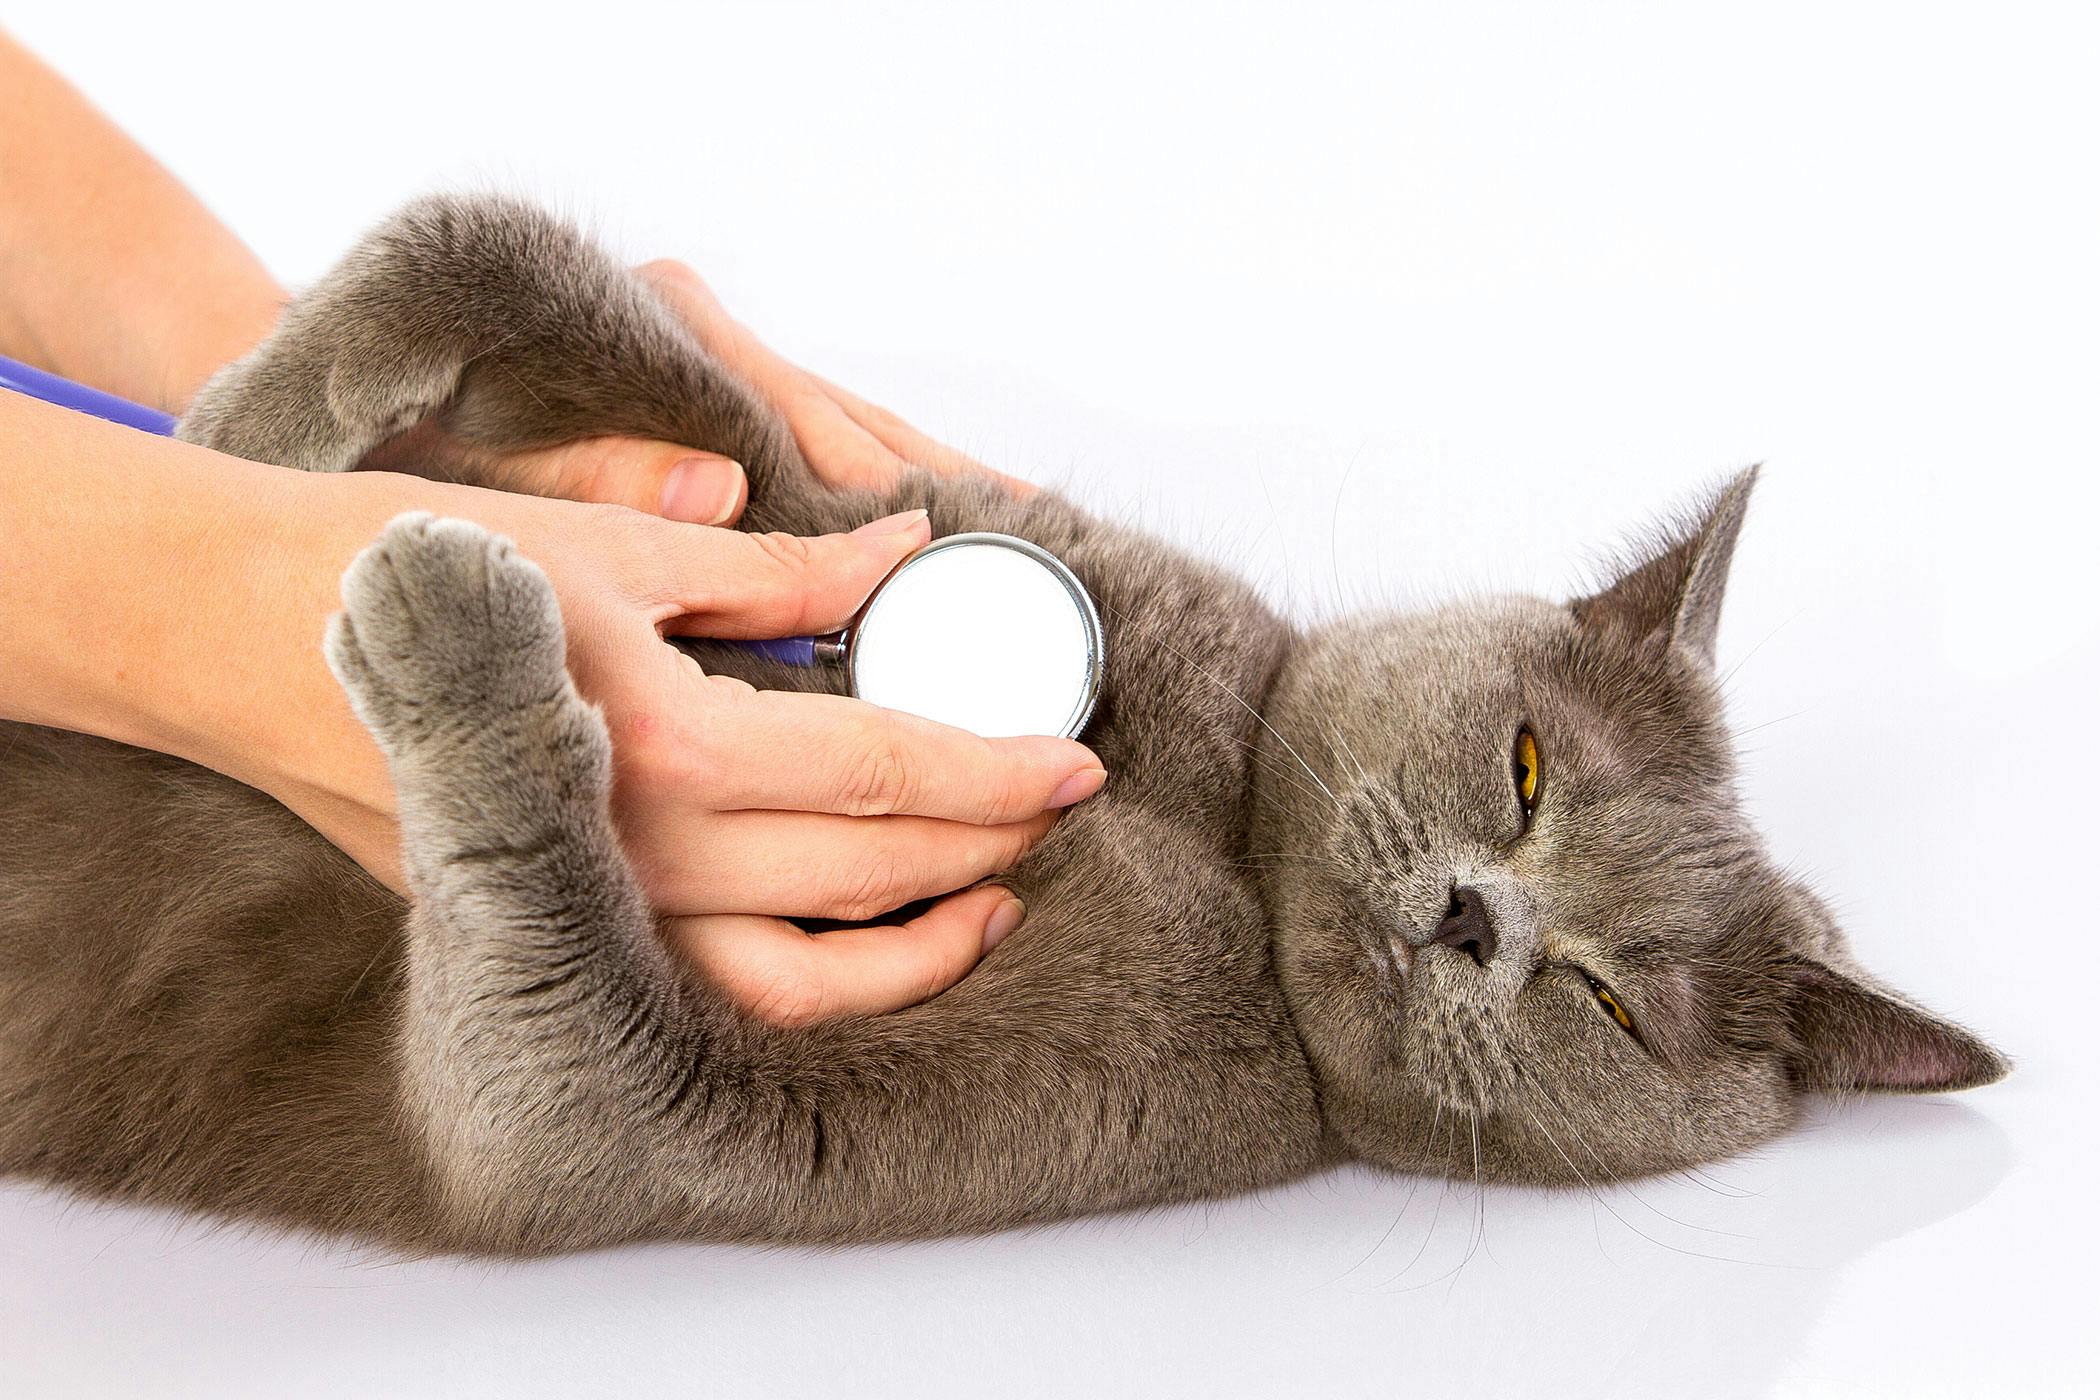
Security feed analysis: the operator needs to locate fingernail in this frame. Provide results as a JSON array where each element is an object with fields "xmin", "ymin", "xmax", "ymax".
[
  {"xmin": 981, "ymin": 893, "xmax": 1026, "ymax": 953},
  {"xmin": 1046, "ymin": 767, "xmax": 1108, "ymax": 809},
  {"xmin": 850, "ymin": 508, "xmax": 929, "ymax": 539},
  {"xmin": 660, "ymin": 457, "xmax": 746, "ymax": 525}
]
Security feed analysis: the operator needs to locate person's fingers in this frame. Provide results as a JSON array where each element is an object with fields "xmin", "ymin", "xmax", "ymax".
[
  {"xmin": 499, "ymin": 436, "xmax": 750, "ymax": 523},
  {"xmin": 650, "ymin": 260, "xmax": 903, "ymax": 490},
  {"xmin": 811, "ymin": 375, "xmax": 1038, "ymax": 497},
  {"xmin": 642, "ymin": 507, "xmax": 932, "ymax": 636},
  {"xmin": 683, "ymin": 685, "xmax": 1106, "ymax": 824},
  {"xmin": 636, "ymin": 259, "xmax": 1028, "ymax": 494},
  {"xmin": 668, "ymin": 883, "xmax": 1026, "ymax": 1026},
  {"xmin": 638, "ymin": 259, "xmax": 797, "ymax": 401},
  {"xmin": 809, "ymin": 373, "xmax": 988, "ymax": 479},
  {"xmin": 641, "ymin": 809, "xmax": 1053, "ymax": 919},
  {"xmin": 774, "ymin": 379, "xmax": 920, "ymax": 491}
]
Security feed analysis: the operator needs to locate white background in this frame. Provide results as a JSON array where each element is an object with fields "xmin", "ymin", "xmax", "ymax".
[{"xmin": 4, "ymin": 3, "xmax": 2095, "ymax": 1396}]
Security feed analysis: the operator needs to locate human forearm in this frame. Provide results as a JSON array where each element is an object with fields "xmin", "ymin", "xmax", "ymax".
[
  {"xmin": 0, "ymin": 394, "xmax": 395, "ymax": 846},
  {"xmin": 0, "ymin": 30, "xmax": 284, "ymax": 412}
]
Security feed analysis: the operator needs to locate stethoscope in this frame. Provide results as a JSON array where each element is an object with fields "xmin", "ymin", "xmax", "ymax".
[{"xmin": 1, "ymin": 353, "xmax": 1105, "ymax": 741}]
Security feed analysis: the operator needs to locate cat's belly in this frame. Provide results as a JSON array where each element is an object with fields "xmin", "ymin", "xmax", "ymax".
[{"xmin": 0, "ymin": 724, "xmax": 427, "ymax": 1232}]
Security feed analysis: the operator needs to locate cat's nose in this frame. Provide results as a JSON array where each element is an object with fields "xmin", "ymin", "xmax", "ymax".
[{"xmin": 1432, "ymin": 885, "xmax": 1498, "ymax": 966}]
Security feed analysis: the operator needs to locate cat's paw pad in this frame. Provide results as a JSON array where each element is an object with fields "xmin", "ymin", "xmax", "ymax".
[{"xmin": 326, "ymin": 513, "xmax": 569, "ymax": 735}]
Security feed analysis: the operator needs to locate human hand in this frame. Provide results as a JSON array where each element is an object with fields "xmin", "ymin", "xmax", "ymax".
[
  {"xmin": 518, "ymin": 498, "xmax": 1103, "ymax": 1024},
  {"xmin": 251, "ymin": 472, "xmax": 1102, "ymax": 1024}
]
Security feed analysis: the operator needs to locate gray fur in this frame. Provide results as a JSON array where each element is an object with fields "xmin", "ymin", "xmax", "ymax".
[{"xmin": 0, "ymin": 196, "xmax": 2005, "ymax": 1253}]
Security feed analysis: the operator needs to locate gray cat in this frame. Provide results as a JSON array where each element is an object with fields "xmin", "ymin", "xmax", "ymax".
[{"xmin": 0, "ymin": 196, "xmax": 2005, "ymax": 1254}]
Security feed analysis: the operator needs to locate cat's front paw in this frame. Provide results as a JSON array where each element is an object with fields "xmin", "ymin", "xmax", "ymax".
[{"xmin": 325, "ymin": 512, "xmax": 570, "ymax": 749}]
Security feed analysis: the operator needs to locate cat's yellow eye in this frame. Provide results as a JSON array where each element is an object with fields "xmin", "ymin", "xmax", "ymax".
[
  {"xmin": 1512, "ymin": 728, "xmax": 1541, "ymax": 814},
  {"xmin": 1595, "ymin": 985, "xmax": 1634, "ymax": 1033},
  {"xmin": 1571, "ymin": 964, "xmax": 1641, "ymax": 1042}
]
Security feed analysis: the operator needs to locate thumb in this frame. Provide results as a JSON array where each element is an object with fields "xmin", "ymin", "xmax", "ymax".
[
  {"xmin": 654, "ymin": 508, "xmax": 933, "ymax": 638},
  {"xmin": 499, "ymin": 436, "xmax": 750, "ymax": 524},
  {"xmin": 651, "ymin": 449, "xmax": 749, "ymax": 525}
]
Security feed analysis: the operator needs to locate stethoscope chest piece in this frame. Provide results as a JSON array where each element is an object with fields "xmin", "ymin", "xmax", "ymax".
[{"xmin": 842, "ymin": 532, "xmax": 1104, "ymax": 741}]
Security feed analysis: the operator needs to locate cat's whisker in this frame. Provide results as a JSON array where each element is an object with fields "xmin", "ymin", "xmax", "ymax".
[
  {"xmin": 1325, "ymin": 442, "xmax": 1366, "ymax": 628},
  {"xmin": 1503, "ymin": 1084, "xmax": 1623, "ymax": 1257},
  {"xmin": 1713, "ymin": 605, "xmax": 1804, "ymax": 697},
  {"xmin": 498, "ymin": 365, "xmax": 552, "ymax": 414},
  {"xmin": 1667, "ymin": 1165, "xmax": 1760, "ymax": 1200},
  {"xmin": 1098, "ymin": 596, "xmax": 1343, "ymax": 813},
  {"xmin": 1253, "ymin": 466, "xmax": 1297, "ymax": 611},
  {"xmin": 1223, "ymin": 732, "xmax": 1335, "ymax": 814},
  {"xmin": 1523, "ymin": 1081, "xmax": 1762, "ymax": 1246},
  {"xmin": 1448, "ymin": 1108, "xmax": 1494, "ymax": 1294},
  {"xmin": 1682, "ymin": 1164, "xmax": 1762, "ymax": 1199},
  {"xmin": 1337, "ymin": 1100, "xmax": 1442, "ymax": 1282},
  {"xmin": 1730, "ymin": 710, "xmax": 1805, "ymax": 741},
  {"xmin": 1323, "ymin": 719, "xmax": 1373, "ymax": 790},
  {"xmin": 1225, "ymin": 853, "xmax": 1327, "ymax": 871},
  {"xmin": 1508, "ymin": 1096, "xmax": 1779, "ymax": 1269},
  {"xmin": 1375, "ymin": 1106, "xmax": 1459, "ymax": 1291}
]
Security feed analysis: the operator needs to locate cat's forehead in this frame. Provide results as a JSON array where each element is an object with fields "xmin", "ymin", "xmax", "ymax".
[
  {"xmin": 1316, "ymin": 594, "xmax": 1722, "ymax": 756},
  {"xmin": 1312, "ymin": 595, "xmax": 1558, "ymax": 715}
]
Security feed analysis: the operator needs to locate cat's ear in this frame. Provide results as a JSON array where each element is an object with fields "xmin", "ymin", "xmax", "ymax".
[
  {"xmin": 1785, "ymin": 956, "xmax": 2009, "ymax": 1094},
  {"xmin": 1571, "ymin": 466, "xmax": 1759, "ymax": 668}
]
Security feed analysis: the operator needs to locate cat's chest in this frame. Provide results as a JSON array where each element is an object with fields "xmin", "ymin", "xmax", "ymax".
[{"xmin": 1046, "ymin": 513, "xmax": 1291, "ymax": 843}]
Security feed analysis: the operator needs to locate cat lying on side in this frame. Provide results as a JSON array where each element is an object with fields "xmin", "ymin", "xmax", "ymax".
[{"xmin": 0, "ymin": 196, "xmax": 2005, "ymax": 1254}]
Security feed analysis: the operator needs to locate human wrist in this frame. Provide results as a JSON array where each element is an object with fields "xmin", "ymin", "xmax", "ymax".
[
  {"xmin": 108, "ymin": 451, "xmax": 347, "ymax": 777},
  {"xmin": 170, "ymin": 465, "xmax": 463, "ymax": 811}
]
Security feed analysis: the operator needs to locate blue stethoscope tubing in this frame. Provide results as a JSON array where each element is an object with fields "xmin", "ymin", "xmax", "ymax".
[
  {"xmin": 0, "ymin": 353, "xmax": 835, "ymax": 661},
  {"xmin": 0, "ymin": 352, "xmax": 178, "ymax": 435}
]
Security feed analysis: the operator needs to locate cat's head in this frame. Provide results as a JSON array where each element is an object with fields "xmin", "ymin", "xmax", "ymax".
[{"xmin": 1254, "ymin": 468, "xmax": 2006, "ymax": 1182}]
